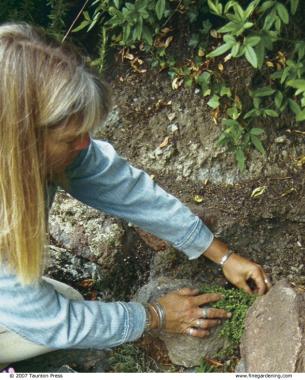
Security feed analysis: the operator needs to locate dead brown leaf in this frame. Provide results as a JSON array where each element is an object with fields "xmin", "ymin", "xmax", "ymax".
[
  {"xmin": 159, "ymin": 136, "xmax": 170, "ymax": 148},
  {"xmin": 205, "ymin": 358, "xmax": 224, "ymax": 368},
  {"xmin": 172, "ymin": 77, "xmax": 183, "ymax": 90},
  {"xmin": 80, "ymin": 279, "xmax": 95, "ymax": 288}
]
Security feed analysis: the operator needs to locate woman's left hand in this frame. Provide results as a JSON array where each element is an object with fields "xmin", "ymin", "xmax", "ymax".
[
  {"xmin": 202, "ymin": 238, "xmax": 271, "ymax": 295},
  {"xmin": 222, "ymin": 253, "xmax": 271, "ymax": 295}
]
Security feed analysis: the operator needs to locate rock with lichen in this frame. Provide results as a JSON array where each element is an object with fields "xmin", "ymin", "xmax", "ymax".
[{"xmin": 47, "ymin": 191, "xmax": 153, "ymax": 300}]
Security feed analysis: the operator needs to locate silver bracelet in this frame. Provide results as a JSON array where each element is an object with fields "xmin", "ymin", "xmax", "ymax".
[
  {"xmin": 219, "ymin": 249, "xmax": 234, "ymax": 267},
  {"xmin": 151, "ymin": 302, "xmax": 166, "ymax": 330},
  {"xmin": 142, "ymin": 303, "xmax": 152, "ymax": 332}
]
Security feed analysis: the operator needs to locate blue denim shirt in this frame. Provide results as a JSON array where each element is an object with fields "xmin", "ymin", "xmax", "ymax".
[{"xmin": 0, "ymin": 139, "xmax": 214, "ymax": 350}]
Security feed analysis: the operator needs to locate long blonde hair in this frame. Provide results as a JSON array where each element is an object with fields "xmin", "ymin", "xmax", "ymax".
[{"xmin": 0, "ymin": 23, "xmax": 111, "ymax": 284}]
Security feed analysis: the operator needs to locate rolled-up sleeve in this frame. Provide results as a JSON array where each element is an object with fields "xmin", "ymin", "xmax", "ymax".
[
  {"xmin": 0, "ymin": 270, "xmax": 145, "ymax": 349},
  {"xmin": 65, "ymin": 139, "xmax": 214, "ymax": 259}
]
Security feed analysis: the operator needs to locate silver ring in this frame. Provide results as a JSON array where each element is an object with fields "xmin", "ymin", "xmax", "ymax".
[
  {"xmin": 188, "ymin": 327, "xmax": 194, "ymax": 336},
  {"xmin": 196, "ymin": 319, "xmax": 203, "ymax": 328},
  {"xmin": 201, "ymin": 307, "xmax": 210, "ymax": 319}
]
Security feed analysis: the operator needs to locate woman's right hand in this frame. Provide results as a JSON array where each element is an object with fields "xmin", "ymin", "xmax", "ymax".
[{"xmin": 151, "ymin": 288, "xmax": 231, "ymax": 337}]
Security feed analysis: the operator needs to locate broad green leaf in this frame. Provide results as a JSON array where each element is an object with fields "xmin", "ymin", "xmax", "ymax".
[
  {"xmin": 217, "ymin": 132, "xmax": 228, "ymax": 146},
  {"xmin": 263, "ymin": 14, "xmax": 276, "ymax": 30},
  {"xmin": 224, "ymin": 1, "xmax": 236, "ymax": 13},
  {"xmin": 207, "ymin": 43, "xmax": 233, "ymax": 58},
  {"xmin": 184, "ymin": 78, "xmax": 193, "ymax": 88},
  {"xmin": 217, "ymin": 2, "xmax": 223, "ymax": 14},
  {"xmin": 251, "ymin": 135, "xmax": 265, "ymax": 154},
  {"xmin": 83, "ymin": 11, "xmax": 91, "ymax": 21},
  {"xmin": 244, "ymin": 22, "xmax": 254, "ymax": 29},
  {"xmin": 258, "ymin": 1, "xmax": 275, "ymax": 14},
  {"xmin": 280, "ymin": 67, "xmax": 290, "ymax": 84},
  {"xmin": 231, "ymin": 41, "xmax": 240, "ymax": 57},
  {"xmin": 223, "ymin": 119, "xmax": 240, "ymax": 128},
  {"xmin": 245, "ymin": 0, "xmax": 260, "ymax": 18},
  {"xmin": 244, "ymin": 109, "xmax": 259, "ymax": 119},
  {"xmin": 73, "ymin": 20, "xmax": 90, "ymax": 32},
  {"xmin": 254, "ymin": 41, "xmax": 265, "ymax": 69},
  {"xmin": 252, "ymin": 87, "xmax": 275, "ymax": 97},
  {"xmin": 114, "ymin": 0, "xmax": 120, "ymax": 8},
  {"xmin": 139, "ymin": 8, "xmax": 149, "ymax": 19},
  {"xmin": 245, "ymin": 36, "xmax": 261, "ymax": 47},
  {"xmin": 290, "ymin": 0, "xmax": 299, "ymax": 15},
  {"xmin": 218, "ymin": 22, "xmax": 240, "ymax": 34},
  {"xmin": 235, "ymin": 148, "xmax": 246, "ymax": 171},
  {"xmin": 253, "ymin": 97, "xmax": 261, "ymax": 109},
  {"xmin": 250, "ymin": 128, "xmax": 264, "ymax": 136},
  {"xmin": 275, "ymin": 91, "xmax": 283, "ymax": 109},
  {"xmin": 227, "ymin": 107, "xmax": 240, "ymax": 120},
  {"xmin": 264, "ymin": 109, "xmax": 279, "ymax": 117},
  {"xmin": 155, "ymin": 0, "xmax": 166, "ymax": 20},
  {"xmin": 276, "ymin": 3, "xmax": 289, "ymax": 24},
  {"xmin": 245, "ymin": 45, "xmax": 258, "ymax": 68},
  {"xmin": 296, "ymin": 109, "xmax": 305, "ymax": 122},
  {"xmin": 208, "ymin": 0, "xmax": 222, "ymax": 15},
  {"xmin": 123, "ymin": 24, "xmax": 131, "ymax": 42},
  {"xmin": 196, "ymin": 71, "xmax": 211, "ymax": 85},
  {"xmin": 287, "ymin": 80, "xmax": 305, "ymax": 91},
  {"xmin": 233, "ymin": 3, "xmax": 245, "ymax": 21},
  {"xmin": 223, "ymin": 34, "xmax": 236, "ymax": 43},
  {"xmin": 142, "ymin": 26, "xmax": 153, "ymax": 45},
  {"xmin": 220, "ymin": 86, "xmax": 232, "ymax": 97},
  {"xmin": 207, "ymin": 95, "xmax": 220, "ymax": 109},
  {"xmin": 275, "ymin": 16, "xmax": 281, "ymax": 32},
  {"xmin": 87, "ymin": 19, "xmax": 98, "ymax": 32},
  {"xmin": 295, "ymin": 41, "xmax": 305, "ymax": 61},
  {"xmin": 135, "ymin": 19, "xmax": 143, "ymax": 40}
]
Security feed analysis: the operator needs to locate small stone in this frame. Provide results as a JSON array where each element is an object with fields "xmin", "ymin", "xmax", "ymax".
[
  {"xmin": 274, "ymin": 136, "xmax": 287, "ymax": 144},
  {"xmin": 167, "ymin": 123, "xmax": 178, "ymax": 133},
  {"xmin": 55, "ymin": 365, "xmax": 77, "ymax": 373}
]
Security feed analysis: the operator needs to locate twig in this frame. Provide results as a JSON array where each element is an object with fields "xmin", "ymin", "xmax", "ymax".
[{"xmin": 62, "ymin": 0, "xmax": 90, "ymax": 43}]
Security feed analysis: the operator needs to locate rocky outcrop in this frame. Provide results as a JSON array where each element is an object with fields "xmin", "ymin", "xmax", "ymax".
[
  {"xmin": 239, "ymin": 279, "xmax": 305, "ymax": 372},
  {"xmin": 47, "ymin": 191, "xmax": 154, "ymax": 300}
]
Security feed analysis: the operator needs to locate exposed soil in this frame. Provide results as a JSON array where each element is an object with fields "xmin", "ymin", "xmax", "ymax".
[{"xmin": 96, "ymin": 66, "xmax": 305, "ymax": 288}]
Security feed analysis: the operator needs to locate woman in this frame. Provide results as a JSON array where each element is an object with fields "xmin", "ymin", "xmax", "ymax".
[{"xmin": 0, "ymin": 23, "xmax": 271, "ymax": 367}]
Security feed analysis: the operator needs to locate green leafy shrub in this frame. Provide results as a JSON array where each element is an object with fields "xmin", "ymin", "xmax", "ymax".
[
  {"xmin": 72, "ymin": 0, "xmax": 304, "ymax": 170},
  {"xmin": 3, "ymin": 1, "xmax": 305, "ymax": 170}
]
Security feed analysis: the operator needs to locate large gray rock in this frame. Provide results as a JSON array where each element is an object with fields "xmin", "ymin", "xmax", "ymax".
[
  {"xmin": 48, "ymin": 191, "xmax": 154, "ymax": 300},
  {"xmin": 134, "ymin": 277, "xmax": 230, "ymax": 368},
  {"xmin": 49, "ymin": 192, "xmax": 124, "ymax": 267},
  {"xmin": 239, "ymin": 279, "xmax": 305, "ymax": 372}
]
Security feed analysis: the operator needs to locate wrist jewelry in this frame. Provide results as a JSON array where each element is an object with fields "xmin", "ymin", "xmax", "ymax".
[
  {"xmin": 143, "ymin": 303, "xmax": 152, "ymax": 332},
  {"xmin": 151, "ymin": 302, "xmax": 166, "ymax": 330},
  {"xmin": 219, "ymin": 249, "xmax": 234, "ymax": 267}
]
